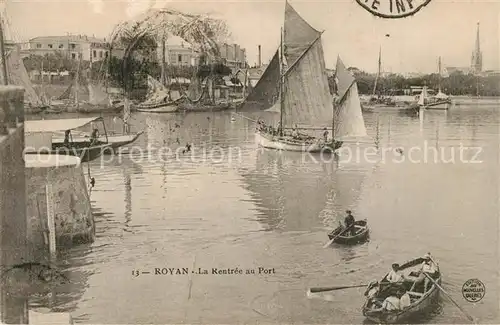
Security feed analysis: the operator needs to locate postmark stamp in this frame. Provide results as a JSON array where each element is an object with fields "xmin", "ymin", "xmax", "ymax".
[
  {"xmin": 462, "ymin": 279, "xmax": 485, "ymax": 303},
  {"xmin": 354, "ymin": 0, "xmax": 432, "ymax": 19}
]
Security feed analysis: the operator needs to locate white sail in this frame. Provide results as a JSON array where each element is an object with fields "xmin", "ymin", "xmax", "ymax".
[
  {"xmin": 141, "ymin": 75, "xmax": 171, "ymax": 105},
  {"xmin": 88, "ymin": 82, "xmax": 110, "ymax": 106},
  {"xmin": 418, "ymin": 86, "xmax": 428, "ymax": 106},
  {"xmin": 0, "ymin": 45, "xmax": 44, "ymax": 107},
  {"xmin": 334, "ymin": 57, "xmax": 367, "ymax": 138},
  {"xmin": 281, "ymin": 2, "xmax": 333, "ymax": 127}
]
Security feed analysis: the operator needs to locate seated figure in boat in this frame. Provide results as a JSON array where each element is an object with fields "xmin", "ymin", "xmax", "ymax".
[
  {"xmin": 371, "ymin": 288, "xmax": 406, "ymax": 312},
  {"xmin": 342, "ymin": 210, "xmax": 356, "ymax": 235},
  {"xmin": 406, "ymin": 253, "xmax": 438, "ymax": 293},
  {"xmin": 63, "ymin": 130, "xmax": 71, "ymax": 147},
  {"xmin": 292, "ymin": 125, "xmax": 299, "ymax": 139},
  {"xmin": 90, "ymin": 128, "xmax": 99, "ymax": 145},
  {"xmin": 387, "ymin": 263, "xmax": 404, "ymax": 284}
]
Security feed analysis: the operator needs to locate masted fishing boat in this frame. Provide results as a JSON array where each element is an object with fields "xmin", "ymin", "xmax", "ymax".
[
  {"xmin": 362, "ymin": 47, "xmax": 395, "ymax": 111},
  {"xmin": 58, "ymin": 57, "xmax": 123, "ymax": 114},
  {"xmin": 242, "ymin": 1, "xmax": 366, "ymax": 152},
  {"xmin": 362, "ymin": 255, "xmax": 442, "ymax": 323},
  {"xmin": 136, "ymin": 75, "xmax": 180, "ymax": 113},
  {"xmin": 0, "ymin": 44, "xmax": 49, "ymax": 114},
  {"xmin": 25, "ymin": 117, "xmax": 112, "ymax": 162},
  {"xmin": 426, "ymin": 57, "xmax": 451, "ymax": 110}
]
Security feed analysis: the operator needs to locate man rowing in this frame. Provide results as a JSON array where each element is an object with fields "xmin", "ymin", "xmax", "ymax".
[{"xmin": 343, "ymin": 210, "xmax": 356, "ymax": 235}]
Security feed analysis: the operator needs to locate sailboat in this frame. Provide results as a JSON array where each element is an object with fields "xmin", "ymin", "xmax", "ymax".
[
  {"xmin": 0, "ymin": 43, "xmax": 49, "ymax": 114},
  {"xmin": 426, "ymin": 57, "xmax": 451, "ymax": 110},
  {"xmin": 245, "ymin": 1, "xmax": 366, "ymax": 152},
  {"xmin": 363, "ymin": 47, "xmax": 395, "ymax": 110},
  {"xmin": 136, "ymin": 75, "xmax": 180, "ymax": 113}
]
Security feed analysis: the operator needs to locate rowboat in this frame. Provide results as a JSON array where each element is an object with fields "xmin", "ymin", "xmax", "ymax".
[
  {"xmin": 327, "ymin": 219, "xmax": 369, "ymax": 244},
  {"xmin": 136, "ymin": 103, "xmax": 179, "ymax": 113},
  {"xmin": 362, "ymin": 256, "xmax": 441, "ymax": 323}
]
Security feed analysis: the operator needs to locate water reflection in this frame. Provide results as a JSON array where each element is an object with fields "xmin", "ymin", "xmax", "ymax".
[{"xmin": 239, "ymin": 148, "xmax": 370, "ymax": 232}]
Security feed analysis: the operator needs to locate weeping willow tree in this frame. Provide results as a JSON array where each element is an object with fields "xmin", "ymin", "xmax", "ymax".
[{"xmin": 108, "ymin": 8, "xmax": 232, "ymax": 102}]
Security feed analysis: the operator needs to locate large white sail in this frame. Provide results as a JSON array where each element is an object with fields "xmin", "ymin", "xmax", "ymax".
[
  {"xmin": 141, "ymin": 75, "xmax": 171, "ymax": 105},
  {"xmin": 88, "ymin": 82, "xmax": 110, "ymax": 106},
  {"xmin": 418, "ymin": 86, "xmax": 428, "ymax": 106},
  {"xmin": 282, "ymin": 38, "xmax": 333, "ymax": 127},
  {"xmin": 0, "ymin": 45, "xmax": 43, "ymax": 107},
  {"xmin": 281, "ymin": 2, "xmax": 333, "ymax": 127},
  {"xmin": 334, "ymin": 57, "xmax": 367, "ymax": 138}
]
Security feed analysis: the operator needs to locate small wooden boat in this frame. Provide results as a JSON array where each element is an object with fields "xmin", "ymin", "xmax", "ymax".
[
  {"xmin": 362, "ymin": 256, "xmax": 441, "ymax": 323},
  {"xmin": 256, "ymin": 131, "xmax": 342, "ymax": 153},
  {"xmin": 136, "ymin": 102, "xmax": 179, "ymax": 113},
  {"xmin": 25, "ymin": 144, "xmax": 112, "ymax": 163},
  {"xmin": 327, "ymin": 219, "xmax": 369, "ymax": 244},
  {"xmin": 25, "ymin": 117, "xmax": 115, "ymax": 162}
]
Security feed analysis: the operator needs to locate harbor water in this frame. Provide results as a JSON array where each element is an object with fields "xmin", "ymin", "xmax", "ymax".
[{"xmin": 29, "ymin": 103, "xmax": 498, "ymax": 324}]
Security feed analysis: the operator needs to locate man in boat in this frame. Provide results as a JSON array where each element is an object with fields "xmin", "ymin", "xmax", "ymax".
[
  {"xmin": 323, "ymin": 127, "xmax": 329, "ymax": 142},
  {"xmin": 343, "ymin": 210, "xmax": 356, "ymax": 235},
  {"xmin": 292, "ymin": 125, "xmax": 299, "ymax": 139},
  {"xmin": 387, "ymin": 263, "xmax": 404, "ymax": 283},
  {"xmin": 408, "ymin": 253, "xmax": 438, "ymax": 293},
  {"xmin": 63, "ymin": 130, "xmax": 71, "ymax": 147},
  {"xmin": 371, "ymin": 288, "xmax": 406, "ymax": 312},
  {"xmin": 90, "ymin": 128, "xmax": 99, "ymax": 145}
]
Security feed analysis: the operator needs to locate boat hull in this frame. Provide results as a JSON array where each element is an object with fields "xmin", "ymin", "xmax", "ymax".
[
  {"xmin": 179, "ymin": 102, "xmax": 231, "ymax": 112},
  {"xmin": 52, "ymin": 132, "xmax": 144, "ymax": 153},
  {"xmin": 362, "ymin": 258, "xmax": 441, "ymax": 323},
  {"xmin": 136, "ymin": 103, "xmax": 178, "ymax": 113},
  {"xmin": 26, "ymin": 144, "xmax": 111, "ymax": 163},
  {"xmin": 425, "ymin": 100, "xmax": 451, "ymax": 110},
  {"xmin": 328, "ymin": 220, "xmax": 370, "ymax": 245},
  {"xmin": 255, "ymin": 131, "xmax": 342, "ymax": 153}
]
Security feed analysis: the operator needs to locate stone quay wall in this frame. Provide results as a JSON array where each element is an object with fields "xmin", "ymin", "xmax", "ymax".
[
  {"xmin": 26, "ymin": 161, "xmax": 95, "ymax": 252},
  {"xmin": 0, "ymin": 85, "xmax": 29, "ymax": 324}
]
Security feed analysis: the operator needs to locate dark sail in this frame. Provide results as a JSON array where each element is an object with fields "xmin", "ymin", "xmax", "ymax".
[{"xmin": 239, "ymin": 50, "xmax": 280, "ymax": 111}]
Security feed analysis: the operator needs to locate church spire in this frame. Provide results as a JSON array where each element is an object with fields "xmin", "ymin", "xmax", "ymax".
[
  {"xmin": 471, "ymin": 22, "xmax": 482, "ymax": 74},
  {"xmin": 475, "ymin": 22, "xmax": 480, "ymax": 53}
]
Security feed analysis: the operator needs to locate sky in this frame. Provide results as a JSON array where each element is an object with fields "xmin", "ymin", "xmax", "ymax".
[{"xmin": 4, "ymin": 0, "xmax": 500, "ymax": 73}]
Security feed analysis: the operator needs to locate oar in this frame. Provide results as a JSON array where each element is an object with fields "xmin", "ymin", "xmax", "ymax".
[
  {"xmin": 423, "ymin": 273, "xmax": 474, "ymax": 322},
  {"xmin": 309, "ymin": 284, "xmax": 367, "ymax": 293},
  {"xmin": 323, "ymin": 223, "xmax": 354, "ymax": 248}
]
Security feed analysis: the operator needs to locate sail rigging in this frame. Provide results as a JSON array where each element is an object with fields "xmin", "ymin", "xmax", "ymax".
[
  {"xmin": 333, "ymin": 57, "xmax": 367, "ymax": 138},
  {"xmin": 141, "ymin": 75, "xmax": 171, "ymax": 105},
  {"xmin": 240, "ymin": 50, "xmax": 280, "ymax": 110},
  {"xmin": 0, "ymin": 45, "xmax": 44, "ymax": 107},
  {"xmin": 435, "ymin": 57, "xmax": 449, "ymax": 100},
  {"xmin": 372, "ymin": 47, "xmax": 381, "ymax": 97}
]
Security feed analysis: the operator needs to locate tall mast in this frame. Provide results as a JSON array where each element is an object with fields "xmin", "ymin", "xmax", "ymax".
[
  {"xmin": 75, "ymin": 56, "xmax": 81, "ymax": 106},
  {"xmin": 331, "ymin": 70, "xmax": 336, "ymax": 141},
  {"xmin": 279, "ymin": 26, "xmax": 284, "ymax": 137},
  {"xmin": 0, "ymin": 13, "xmax": 8, "ymax": 85},
  {"xmin": 372, "ymin": 46, "xmax": 381, "ymax": 97},
  {"xmin": 438, "ymin": 56, "xmax": 442, "ymax": 93},
  {"xmin": 161, "ymin": 36, "xmax": 166, "ymax": 87}
]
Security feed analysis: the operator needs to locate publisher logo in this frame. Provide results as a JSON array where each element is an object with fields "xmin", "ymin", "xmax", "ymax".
[
  {"xmin": 462, "ymin": 279, "xmax": 485, "ymax": 303},
  {"xmin": 355, "ymin": 0, "xmax": 432, "ymax": 19}
]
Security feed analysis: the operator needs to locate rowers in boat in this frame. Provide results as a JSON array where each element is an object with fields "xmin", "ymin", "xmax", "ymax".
[{"xmin": 362, "ymin": 253, "xmax": 441, "ymax": 323}]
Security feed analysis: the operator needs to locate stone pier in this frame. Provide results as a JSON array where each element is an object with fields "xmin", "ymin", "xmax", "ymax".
[{"xmin": 0, "ymin": 86, "xmax": 75, "ymax": 324}]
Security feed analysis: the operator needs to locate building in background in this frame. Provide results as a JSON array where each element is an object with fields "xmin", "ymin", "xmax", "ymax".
[
  {"xmin": 218, "ymin": 43, "xmax": 247, "ymax": 69},
  {"xmin": 20, "ymin": 35, "xmax": 114, "ymax": 62},
  {"xmin": 156, "ymin": 35, "xmax": 199, "ymax": 66}
]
